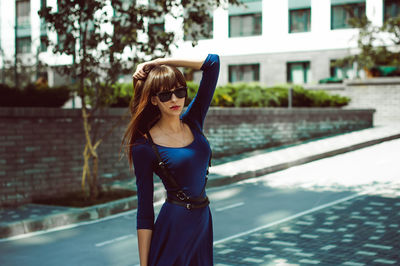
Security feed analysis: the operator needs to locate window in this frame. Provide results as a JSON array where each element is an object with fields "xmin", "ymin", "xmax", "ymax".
[
  {"xmin": 40, "ymin": 36, "xmax": 48, "ymax": 52},
  {"xmin": 229, "ymin": 64, "xmax": 260, "ymax": 83},
  {"xmin": 330, "ymin": 60, "xmax": 351, "ymax": 79},
  {"xmin": 228, "ymin": 0, "xmax": 262, "ymax": 37},
  {"xmin": 331, "ymin": 0, "xmax": 366, "ymax": 30},
  {"xmin": 289, "ymin": 9, "xmax": 311, "ymax": 33},
  {"xmin": 16, "ymin": 0, "xmax": 30, "ymax": 27},
  {"xmin": 287, "ymin": 62, "xmax": 311, "ymax": 84},
  {"xmin": 16, "ymin": 36, "xmax": 31, "ymax": 54},
  {"xmin": 40, "ymin": 0, "xmax": 47, "ymax": 44},
  {"xmin": 229, "ymin": 13, "xmax": 262, "ymax": 37},
  {"xmin": 147, "ymin": 0, "xmax": 165, "ymax": 35},
  {"xmin": 288, "ymin": 0, "xmax": 311, "ymax": 33},
  {"xmin": 384, "ymin": 0, "xmax": 400, "ymax": 22},
  {"xmin": 148, "ymin": 21, "xmax": 165, "ymax": 34}
]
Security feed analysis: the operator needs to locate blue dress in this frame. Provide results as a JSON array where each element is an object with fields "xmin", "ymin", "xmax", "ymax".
[{"xmin": 132, "ymin": 54, "xmax": 220, "ymax": 265}]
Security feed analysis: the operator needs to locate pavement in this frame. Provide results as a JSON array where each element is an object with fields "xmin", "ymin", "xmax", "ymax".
[
  {"xmin": 213, "ymin": 194, "xmax": 400, "ymax": 265},
  {"xmin": 1, "ymin": 125, "xmax": 400, "ymax": 242}
]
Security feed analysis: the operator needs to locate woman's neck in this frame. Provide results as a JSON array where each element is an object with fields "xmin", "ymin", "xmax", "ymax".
[{"xmin": 157, "ymin": 115, "xmax": 183, "ymax": 133}]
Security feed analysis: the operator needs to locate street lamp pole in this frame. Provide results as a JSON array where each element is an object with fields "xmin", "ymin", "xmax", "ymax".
[
  {"xmin": 0, "ymin": 48, "xmax": 4, "ymax": 84},
  {"xmin": 14, "ymin": 1, "xmax": 19, "ymax": 88},
  {"xmin": 288, "ymin": 86, "xmax": 293, "ymax": 109}
]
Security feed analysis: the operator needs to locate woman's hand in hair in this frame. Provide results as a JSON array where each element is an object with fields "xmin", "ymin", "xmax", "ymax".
[{"xmin": 132, "ymin": 60, "xmax": 160, "ymax": 80}]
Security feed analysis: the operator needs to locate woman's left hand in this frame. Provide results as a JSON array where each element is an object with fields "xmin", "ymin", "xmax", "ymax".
[{"xmin": 132, "ymin": 61, "xmax": 158, "ymax": 80}]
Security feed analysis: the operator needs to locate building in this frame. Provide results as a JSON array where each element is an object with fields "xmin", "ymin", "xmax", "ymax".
[
  {"xmin": 0, "ymin": 0, "xmax": 52, "ymax": 86},
  {"xmin": 175, "ymin": 0, "xmax": 400, "ymax": 86},
  {"xmin": 1, "ymin": 0, "xmax": 399, "ymax": 87}
]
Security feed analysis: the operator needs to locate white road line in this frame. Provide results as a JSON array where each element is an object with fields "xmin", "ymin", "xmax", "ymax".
[
  {"xmin": 95, "ymin": 234, "xmax": 135, "ymax": 247},
  {"xmin": 213, "ymin": 190, "xmax": 369, "ymax": 245},
  {"xmin": 215, "ymin": 202, "xmax": 244, "ymax": 212},
  {"xmin": 0, "ymin": 183, "xmax": 242, "ymax": 243}
]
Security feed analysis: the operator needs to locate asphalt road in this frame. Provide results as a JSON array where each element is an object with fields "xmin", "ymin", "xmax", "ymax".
[{"xmin": 1, "ymin": 139, "xmax": 399, "ymax": 266}]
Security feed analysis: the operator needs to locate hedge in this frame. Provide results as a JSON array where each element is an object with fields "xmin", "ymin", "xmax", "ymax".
[
  {"xmin": 0, "ymin": 82, "xmax": 350, "ymax": 108},
  {"xmin": 0, "ymin": 83, "xmax": 70, "ymax": 107},
  {"xmin": 187, "ymin": 82, "xmax": 350, "ymax": 108}
]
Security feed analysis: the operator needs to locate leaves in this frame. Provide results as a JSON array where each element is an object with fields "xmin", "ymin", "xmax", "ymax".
[{"xmin": 335, "ymin": 14, "xmax": 400, "ymax": 71}]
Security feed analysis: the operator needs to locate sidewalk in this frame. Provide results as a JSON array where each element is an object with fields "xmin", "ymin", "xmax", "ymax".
[{"xmin": 1, "ymin": 125, "xmax": 400, "ymax": 240}]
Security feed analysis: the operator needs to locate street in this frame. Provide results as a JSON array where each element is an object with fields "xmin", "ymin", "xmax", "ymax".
[{"xmin": 0, "ymin": 139, "xmax": 399, "ymax": 266}]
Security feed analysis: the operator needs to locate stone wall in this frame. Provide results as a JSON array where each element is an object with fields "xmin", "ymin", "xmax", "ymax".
[
  {"xmin": 0, "ymin": 107, "xmax": 374, "ymax": 207},
  {"xmin": 306, "ymin": 78, "xmax": 400, "ymax": 126}
]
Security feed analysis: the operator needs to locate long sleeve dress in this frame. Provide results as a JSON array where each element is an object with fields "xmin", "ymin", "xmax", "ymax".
[{"xmin": 132, "ymin": 54, "xmax": 220, "ymax": 266}]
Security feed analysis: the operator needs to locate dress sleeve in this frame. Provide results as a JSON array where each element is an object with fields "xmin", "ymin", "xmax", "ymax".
[
  {"xmin": 181, "ymin": 54, "xmax": 220, "ymax": 131},
  {"xmin": 132, "ymin": 143, "xmax": 155, "ymax": 230}
]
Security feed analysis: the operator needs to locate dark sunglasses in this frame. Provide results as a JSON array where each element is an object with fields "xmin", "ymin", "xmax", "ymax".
[{"xmin": 156, "ymin": 87, "xmax": 187, "ymax": 102}]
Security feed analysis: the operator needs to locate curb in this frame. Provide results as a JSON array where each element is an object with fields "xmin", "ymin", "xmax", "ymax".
[
  {"xmin": 0, "ymin": 189, "xmax": 166, "ymax": 240},
  {"xmin": 207, "ymin": 132, "xmax": 400, "ymax": 188},
  {"xmin": 1, "ymin": 131, "xmax": 400, "ymax": 240}
]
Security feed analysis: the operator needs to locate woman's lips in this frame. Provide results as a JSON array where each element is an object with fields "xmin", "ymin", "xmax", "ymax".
[{"xmin": 170, "ymin": 105, "xmax": 180, "ymax": 110}]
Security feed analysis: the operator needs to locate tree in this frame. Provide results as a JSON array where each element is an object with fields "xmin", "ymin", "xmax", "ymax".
[
  {"xmin": 38, "ymin": 0, "xmax": 239, "ymax": 201},
  {"xmin": 334, "ymin": 15, "xmax": 400, "ymax": 77}
]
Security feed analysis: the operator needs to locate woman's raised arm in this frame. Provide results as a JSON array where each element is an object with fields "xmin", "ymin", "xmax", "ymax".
[{"xmin": 132, "ymin": 56, "xmax": 207, "ymax": 80}]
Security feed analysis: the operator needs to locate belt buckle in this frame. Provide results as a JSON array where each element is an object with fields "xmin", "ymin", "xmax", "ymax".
[{"xmin": 176, "ymin": 191, "xmax": 187, "ymax": 201}]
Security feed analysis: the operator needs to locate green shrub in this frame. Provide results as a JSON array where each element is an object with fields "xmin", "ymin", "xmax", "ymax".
[
  {"xmin": 0, "ymin": 83, "xmax": 70, "ymax": 107},
  {"xmin": 109, "ymin": 82, "xmax": 133, "ymax": 107},
  {"xmin": 109, "ymin": 81, "xmax": 350, "ymax": 108},
  {"xmin": 186, "ymin": 81, "xmax": 199, "ymax": 105}
]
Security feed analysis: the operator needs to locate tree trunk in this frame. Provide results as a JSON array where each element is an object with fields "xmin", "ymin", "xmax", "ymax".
[{"xmin": 81, "ymin": 108, "xmax": 101, "ymax": 201}]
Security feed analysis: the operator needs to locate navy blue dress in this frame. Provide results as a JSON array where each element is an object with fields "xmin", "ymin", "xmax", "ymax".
[{"xmin": 132, "ymin": 54, "xmax": 220, "ymax": 265}]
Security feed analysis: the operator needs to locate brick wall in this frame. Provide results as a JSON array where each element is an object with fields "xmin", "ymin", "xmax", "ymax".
[
  {"xmin": 0, "ymin": 107, "xmax": 374, "ymax": 207},
  {"xmin": 205, "ymin": 108, "xmax": 374, "ymax": 156}
]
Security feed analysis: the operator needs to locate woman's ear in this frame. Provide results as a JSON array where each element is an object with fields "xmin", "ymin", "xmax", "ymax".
[{"xmin": 151, "ymin": 96, "xmax": 158, "ymax": 106}]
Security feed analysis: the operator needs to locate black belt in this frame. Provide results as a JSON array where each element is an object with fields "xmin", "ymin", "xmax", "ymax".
[{"xmin": 166, "ymin": 196, "xmax": 210, "ymax": 210}]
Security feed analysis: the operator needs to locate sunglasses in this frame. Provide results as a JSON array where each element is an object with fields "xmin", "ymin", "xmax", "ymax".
[{"xmin": 156, "ymin": 87, "xmax": 187, "ymax": 102}]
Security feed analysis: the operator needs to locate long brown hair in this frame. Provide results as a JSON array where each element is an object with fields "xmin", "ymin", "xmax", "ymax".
[{"xmin": 121, "ymin": 64, "xmax": 187, "ymax": 169}]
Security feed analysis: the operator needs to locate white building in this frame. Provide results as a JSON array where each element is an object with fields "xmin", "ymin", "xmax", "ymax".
[
  {"xmin": 0, "ymin": 0, "xmax": 71, "ymax": 86},
  {"xmin": 0, "ymin": 0, "xmax": 399, "ymax": 87},
  {"xmin": 176, "ymin": 0, "xmax": 400, "ymax": 86}
]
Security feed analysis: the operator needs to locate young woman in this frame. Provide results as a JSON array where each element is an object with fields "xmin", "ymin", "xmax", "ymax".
[{"xmin": 122, "ymin": 54, "xmax": 220, "ymax": 265}]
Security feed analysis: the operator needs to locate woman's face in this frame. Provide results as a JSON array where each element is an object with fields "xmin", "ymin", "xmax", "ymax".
[{"xmin": 151, "ymin": 86, "xmax": 186, "ymax": 117}]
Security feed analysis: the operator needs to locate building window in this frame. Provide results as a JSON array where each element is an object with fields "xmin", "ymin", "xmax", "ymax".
[
  {"xmin": 148, "ymin": 21, "xmax": 165, "ymax": 34},
  {"xmin": 288, "ymin": 0, "xmax": 311, "ymax": 33},
  {"xmin": 16, "ymin": 36, "xmax": 31, "ymax": 54},
  {"xmin": 229, "ymin": 64, "xmax": 260, "ymax": 83},
  {"xmin": 287, "ymin": 62, "xmax": 311, "ymax": 84},
  {"xmin": 289, "ymin": 8, "xmax": 311, "ymax": 33},
  {"xmin": 40, "ymin": 36, "xmax": 48, "ymax": 52},
  {"xmin": 228, "ymin": 0, "xmax": 262, "ymax": 37},
  {"xmin": 331, "ymin": 1, "xmax": 366, "ymax": 30},
  {"xmin": 330, "ymin": 60, "xmax": 352, "ymax": 79},
  {"xmin": 16, "ymin": 0, "xmax": 31, "ymax": 27},
  {"xmin": 384, "ymin": 0, "xmax": 400, "ymax": 22},
  {"xmin": 229, "ymin": 13, "xmax": 262, "ymax": 37}
]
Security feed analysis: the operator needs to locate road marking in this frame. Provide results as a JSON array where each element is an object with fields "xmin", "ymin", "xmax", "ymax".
[
  {"xmin": 215, "ymin": 202, "xmax": 244, "ymax": 212},
  {"xmin": 95, "ymin": 234, "xmax": 135, "ymax": 247},
  {"xmin": 213, "ymin": 191, "xmax": 368, "ymax": 245}
]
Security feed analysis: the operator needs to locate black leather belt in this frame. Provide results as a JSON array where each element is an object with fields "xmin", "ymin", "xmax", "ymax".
[{"xmin": 166, "ymin": 196, "xmax": 210, "ymax": 210}]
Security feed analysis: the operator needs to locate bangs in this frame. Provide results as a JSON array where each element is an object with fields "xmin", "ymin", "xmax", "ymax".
[{"xmin": 146, "ymin": 65, "xmax": 186, "ymax": 95}]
